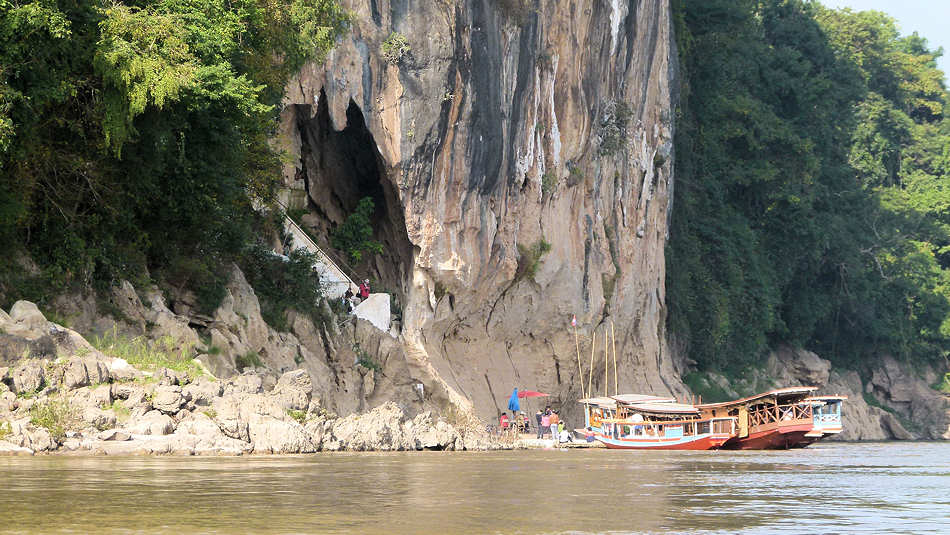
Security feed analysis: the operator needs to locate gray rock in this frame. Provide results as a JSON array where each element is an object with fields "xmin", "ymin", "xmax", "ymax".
[
  {"xmin": 9, "ymin": 301, "xmax": 48, "ymax": 334},
  {"xmin": 10, "ymin": 360, "xmax": 44, "ymax": 394},
  {"xmin": 247, "ymin": 414, "xmax": 315, "ymax": 454},
  {"xmin": 127, "ymin": 410, "xmax": 175, "ymax": 436},
  {"xmin": 98, "ymin": 429, "xmax": 132, "ymax": 441},
  {"xmin": 224, "ymin": 373, "xmax": 263, "ymax": 395},
  {"xmin": 82, "ymin": 407, "xmax": 117, "ymax": 431},
  {"xmin": 152, "ymin": 385, "xmax": 184, "ymax": 414},
  {"xmin": 0, "ymin": 440, "xmax": 34, "ymax": 456},
  {"xmin": 272, "ymin": 370, "xmax": 312, "ymax": 411},
  {"xmin": 63, "ymin": 357, "xmax": 90, "ymax": 389},
  {"xmin": 182, "ymin": 377, "xmax": 221, "ymax": 408},
  {"xmin": 156, "ymin": 367, "xmax": 183, "ymax": 386}
]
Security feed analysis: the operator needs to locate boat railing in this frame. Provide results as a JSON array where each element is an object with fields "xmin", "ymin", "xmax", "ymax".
[
  {"xmin": 815, "ymin": 413, "xmax": 841, "ymax": 424},
  {"xmin": 602, "ymin": 416, "xmax": 736, "ymax": 438},
  {"xmin": 748, "ymin": 402, "xmax": 813, "ymax": 428}
]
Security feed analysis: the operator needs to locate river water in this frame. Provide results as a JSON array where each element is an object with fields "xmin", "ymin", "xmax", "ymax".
[{"xmin": 1, "ymin": 441, "xmax": 947, "ymax": 534}]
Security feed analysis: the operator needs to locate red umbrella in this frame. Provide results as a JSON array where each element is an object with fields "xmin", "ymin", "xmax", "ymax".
[{"xmin": 518, "ymin": 390, "xmax": 549, "ymax": 398}]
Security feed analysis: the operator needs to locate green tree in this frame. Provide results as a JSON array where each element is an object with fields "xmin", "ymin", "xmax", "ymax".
[{"xmin": 331, "ymin": 197, "xmax": 383, "ymax": 262}]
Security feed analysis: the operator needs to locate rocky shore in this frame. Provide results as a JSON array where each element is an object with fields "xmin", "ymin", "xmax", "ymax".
[{"xmin": 0, "ymin": 301, "xmax": 494, "ymax": 456}]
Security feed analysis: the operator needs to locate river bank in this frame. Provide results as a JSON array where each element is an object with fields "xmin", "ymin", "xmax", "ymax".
[{"xmin": 1, "ymin": 301, "xmax": 496, "ymax": 456}]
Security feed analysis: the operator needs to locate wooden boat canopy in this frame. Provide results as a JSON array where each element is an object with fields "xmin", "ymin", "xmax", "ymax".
[
  {"xmin": 611, "ymin": 394, "xmax": 676, "ymax": 405},
  {"xmin": 577, "ymin": 396, "xmax": 617, "ymax": 408},
  {"xmin": 803, "ymin": 395, "xmax": 848, "ymax": 403},
  {"xmin": 697, "ymin": 386, "xmax": 818, "ymax": 409},
  {"xmin": 626, "ymin": 402, "xmax": 700, "ymax": 415}
]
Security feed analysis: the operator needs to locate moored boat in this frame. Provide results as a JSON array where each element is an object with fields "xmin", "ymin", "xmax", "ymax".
[
  {"xmin": 798, "ymin": 395, "xmax": 848, "ymax": 447},
  {"xmin": 579, "ymin": 395, "xmax": 736, "ymax": 450},
  {"xmin": 697, "ymin": 387, "xmax": 820, "ymax": 450}
]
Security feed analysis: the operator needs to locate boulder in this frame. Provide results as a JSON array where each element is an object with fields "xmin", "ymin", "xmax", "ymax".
[
  {"xmin": 156, "ymin": 367, "xmax": 184, "ymax": 386},
  {"xmin": 152, "ymin": 385, "xmax": 185, "ymax": 414},
  {"xmin": 175, "ymin": 412, "xmax": 253, "ymax": 455},
  {"xmin": 182, "ymin": 377, "xmax": 221, "ymax": 408},
  {"xmin": 9, "ymin": 301, "xmax": 48, "ymax": 334},
  {"xmin": 10, "ymin": 359, "xmax": 44, "ymax": 394},
  {"xmin": 60, "ymin": 356, "xmax": 110, "ymax": 390},
  {"xmin": 107, "ymin": 358, "xmax": 140, "ymax": 382},
  {"xmin": 0, "ymin": 440, "xmax": 34, "ymax": 456},
  {"xmin": 127, "ymin": 410, "xmax": 175, "ymax": 436},
  {"xmin": 82, "ymin": 407, "xmax": 117, "ymax": 431},
  {"xmin": 224, "ymin": 373, "xmax": 263, "ymax": 395},
  {"xmin": 99, "ymin": 429, "xmax": 132, "ymax": 441},
  {"xmin": 323, "ymin": 402, "xmax": 414, "ymax": 451},
  {"xmin": 272, "ymin": 370, "xmax": 312, "ymax": 411},
  {"xmin": 247, "ymin": 414, "xmax": 315, "ymax": 454}
]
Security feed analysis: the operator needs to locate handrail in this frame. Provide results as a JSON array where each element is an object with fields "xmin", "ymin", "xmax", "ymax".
[{"xmin": 274, "ymin": 198, "xmax": 357, "ymax": 290}]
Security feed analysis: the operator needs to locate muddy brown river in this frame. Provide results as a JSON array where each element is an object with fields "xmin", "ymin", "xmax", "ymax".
[{"xmin": 1, "ymin": 441, "xmax": 947, "ymax": 533}]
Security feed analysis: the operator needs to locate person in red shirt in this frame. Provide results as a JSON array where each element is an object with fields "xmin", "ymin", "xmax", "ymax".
[
  {"xmin": 359, "ymin": 279, "xmax": 370, "ymax": 299},
  {"xmin": 499, "ymin": 412, "xmax": 510, "ymax": 431}
]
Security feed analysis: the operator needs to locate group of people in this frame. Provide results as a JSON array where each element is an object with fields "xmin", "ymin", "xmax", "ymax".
[
  {"xmin": 498, "ymin": 411, "xmax": 530, "ymax": 433},
  {"xmin": 536, "ymin": 406, "xmax": 572, "ymax": 443},
  {"xmin": 341, "ymin": 279, "xmax": 372, "ymax": 312},
  {"xmin": 497, "ymin": 406, "xmax": 572, "ymax": 442}
]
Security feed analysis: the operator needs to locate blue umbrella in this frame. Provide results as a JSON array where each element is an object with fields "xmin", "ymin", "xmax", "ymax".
[{"xmin": 508, "ymin": 388, "xmax": 520, "ymax": 413}]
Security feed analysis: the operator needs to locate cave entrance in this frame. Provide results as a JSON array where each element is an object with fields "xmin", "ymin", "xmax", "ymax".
[{"xmin": 294, "ymin": 90, "xmax": 411, "ymax": 307}]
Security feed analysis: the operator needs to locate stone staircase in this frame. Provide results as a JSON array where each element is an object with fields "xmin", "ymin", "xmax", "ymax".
[{"xmin": 279, "ymin": 207, "xmax": 391, "ymax": 333}]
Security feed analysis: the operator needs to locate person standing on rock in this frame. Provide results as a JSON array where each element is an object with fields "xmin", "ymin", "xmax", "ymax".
[
  {"xmin": 541, "ymin": 408, "xmax": 551, "ymax": 439},
  {"xmin": 535, "ymin": 410, "xmax": 544, "ymax": 438},
  {"xmin": 359, "ymin": 279, "xmax": 371, "ymax": 300},
  {"xmin": 549, "ymin": 410, "xmax": 560, "ymax": 441}
]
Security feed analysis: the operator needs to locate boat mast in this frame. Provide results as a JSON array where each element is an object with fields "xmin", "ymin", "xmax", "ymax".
[
  {"xmin": 604, "ymin": 328, "xmax": 608, "ymax": 397},
  {"xmin": 611, "ymin": 321, "xmax": 618, "ymax": 396},
  {"xmin": 573, "ymin": 318, "xmax": 585, "ymax": 399},
  {"xmin": 588, "ymin": 331, "xmax": 595, "ymax": 399}
]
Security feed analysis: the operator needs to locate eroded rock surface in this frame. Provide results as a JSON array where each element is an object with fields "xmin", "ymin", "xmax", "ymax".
[{"xmin": 0, "ymin": 306, "xmax": 482, "ymax": 455}]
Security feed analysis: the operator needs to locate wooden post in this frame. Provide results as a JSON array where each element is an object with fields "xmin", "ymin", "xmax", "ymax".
[
  {"xmin": 574, "ymin": 322, "xmax": 585, "ymax": 399},
  {"xmin": 611, "ymin": 322, "xmax": 618, "ymax": 396},
  {"xmin": 604, "ymin": 329, "xmax": 608, "ymax": 397},
  {"xmin": 588, "ymin": 331, "xmax": 595, "ymax": 399}
]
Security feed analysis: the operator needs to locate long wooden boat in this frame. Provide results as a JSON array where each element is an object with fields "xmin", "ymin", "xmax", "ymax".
[
  {"xmin": 797, "ymin": 395, "xmax": 848, "ymax": 447},
  {"xmin": 697, "ymin": 387, "xmax": 820, "ymax": 449},
  {"xmin": 579, "ymin": 395, "xmax": 736, "ymax": 450}
]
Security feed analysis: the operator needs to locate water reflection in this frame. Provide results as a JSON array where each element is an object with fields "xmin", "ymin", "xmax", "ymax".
[{"xmin": 0, "ymin": 442, "xmax": 947, "ymax": 534}]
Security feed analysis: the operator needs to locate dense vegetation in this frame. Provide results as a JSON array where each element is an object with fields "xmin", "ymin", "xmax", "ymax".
[
  {"xmin": 0, "ymin": 0, "xmax": 348, "ymax": 311},
  {"xmin": 668, "ymin": 0, "xmax": 950, "ymax": 373}
]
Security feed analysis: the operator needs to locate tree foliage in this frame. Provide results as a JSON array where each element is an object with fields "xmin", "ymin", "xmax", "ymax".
[
  {"xmin": 0, "ymin": 0, "xmax": 348, "ymax": 306},
  {"xmin": 669, "ymin": 0, "xmax": 950, "ymax": 373},
  {"xmin": 331, "ymin": 196, "xmax": 383, "ymax": 262}
]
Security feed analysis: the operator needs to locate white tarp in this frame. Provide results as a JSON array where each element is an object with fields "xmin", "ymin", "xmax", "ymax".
[{"xmin": 353, "ymin": 293, "xmax": 391, "ymax": 332}]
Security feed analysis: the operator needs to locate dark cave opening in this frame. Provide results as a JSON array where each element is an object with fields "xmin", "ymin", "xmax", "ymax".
[{"xmin": 295, "ymin": 90, "xmax": 411, "ymax": 303}]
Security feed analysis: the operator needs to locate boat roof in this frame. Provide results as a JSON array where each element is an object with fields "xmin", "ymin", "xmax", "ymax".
[
  {"xmin": 577, "ymin": 396, "xmax": 617, "ymax": 408},
  {"xmin": 611, "ymin": 394, "xmax": 676, "ymax": 405},
  {"xmin": 803, "ymin": 395, "xmax": 848, "ymax": 402},
  {"xmin": 697, "ymin": 387, "xmax": 818, "ymax": 409},
  {"xmin": 627, "ymin": 402, "xmax": 700, "ymax": 415}
]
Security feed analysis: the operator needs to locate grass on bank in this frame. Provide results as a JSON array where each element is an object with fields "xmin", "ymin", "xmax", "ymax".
[
  {"xmin": 92, "ymin": 328, "xmax": 205, "ymax": 380},
  {"xmin": 29, "ymin": 398, "xmax": 77, "ymax": 442}
]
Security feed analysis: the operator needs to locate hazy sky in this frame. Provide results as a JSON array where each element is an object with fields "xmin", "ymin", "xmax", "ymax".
[{"xmin": 820, "ymin": 0, "xmax": 950, "ymax": 75}]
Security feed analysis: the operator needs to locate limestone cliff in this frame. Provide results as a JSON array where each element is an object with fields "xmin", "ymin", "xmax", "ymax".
[{"xmin": 278, "ymin": 0, "xmax": 684, "ymax": 424}]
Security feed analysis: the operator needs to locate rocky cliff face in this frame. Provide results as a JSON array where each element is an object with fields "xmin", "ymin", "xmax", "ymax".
[{"xmin": 279, "ymin": 0, "xmax": 684, "ymax": 424}]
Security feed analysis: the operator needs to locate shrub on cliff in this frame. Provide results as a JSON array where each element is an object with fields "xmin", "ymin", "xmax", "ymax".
[
  {"xmin": 238, "ymin": 244, "xmax": 327, "ymax": 332},
  {"xmin": 381, "ymin": 32, "xmax": 410, "ymax": 64},
  {"xmin": 516, "ymin": 240, "xmax": 552, "ymax": 282},
  {"xmin": 331, "ymin": 197, "xmax": 384, "ymax": 263}
]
